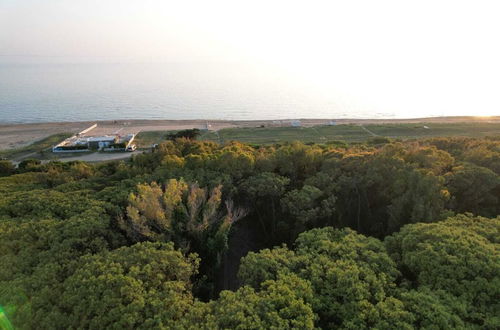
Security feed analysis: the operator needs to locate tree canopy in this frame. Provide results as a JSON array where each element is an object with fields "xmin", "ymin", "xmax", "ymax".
[{"xmin": 0, "ymin": 135, "xmax": 499, "ymax": 328}]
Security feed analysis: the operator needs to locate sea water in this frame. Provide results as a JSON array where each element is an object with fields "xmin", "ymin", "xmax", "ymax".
[{"xmin": 0, "ymin": 62, "xmax": 420, "ymax": 124}]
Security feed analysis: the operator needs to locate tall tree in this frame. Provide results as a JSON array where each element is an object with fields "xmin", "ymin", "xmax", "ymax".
[
  {"xmin": 444, "ymin": 163, "xmax": 500, "ymax": 216},
  {"xmin": 385, "ymin": 215, "xmax": 500, "ymax": 326},
  {"xmin": 47, "ymin": 242, "xmax": 199, "ymax": 329},
  {"xmin": 120, "ymin": 179, "xmax": 246, "ymax": 298}
]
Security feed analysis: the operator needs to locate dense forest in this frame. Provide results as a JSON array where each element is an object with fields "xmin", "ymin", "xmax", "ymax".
[{"xmin": 0, "ymin": 134, "xmax": 499, "ymax": 329}]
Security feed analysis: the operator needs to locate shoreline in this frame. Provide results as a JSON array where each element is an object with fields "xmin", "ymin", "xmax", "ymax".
[
  {"xmin": 1, "ymin": 116, "xmax": 499, "ymax": 151},
  {"xmin": 1, "ymin": 115, "xmax": 499, "ymax": 126}
]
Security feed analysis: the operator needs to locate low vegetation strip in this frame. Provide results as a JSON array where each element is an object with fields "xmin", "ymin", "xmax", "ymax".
[
  {"xmin": 0, "ymin": 132, "xmax": 73, "ymax": 160},
  {"xmin": 3, "ymin": 122, "xmax": 500, "ymax": 164}
]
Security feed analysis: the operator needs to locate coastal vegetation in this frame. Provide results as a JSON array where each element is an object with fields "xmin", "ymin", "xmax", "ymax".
[
  {"xmin": 0, "ymin": 133, "xmax": 73, "ymax": 160},
  {"xmin": 0, "ymin": 132, "xmax": 499, "ymax": 328},
  {"xmin": 135, "ymin": 122, "xmax": 500, "ymax": 147}
]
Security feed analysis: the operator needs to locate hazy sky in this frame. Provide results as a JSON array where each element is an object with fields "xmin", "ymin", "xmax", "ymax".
[{"xmin": 1, "ymin": 0, "xmax": 499, "ymax": 116}]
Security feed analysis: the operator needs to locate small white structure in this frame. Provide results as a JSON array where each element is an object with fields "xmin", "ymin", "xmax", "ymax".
[
  {"xmin": 328, "ymin": 120, "xmax": 337, "ymax": 126},
  {"xmin": 87, "ymin": 136, "xmax": 117, "ymax": 149},
  {"xmin": 291, "ymin": 120, "xmax": 302, "ymax": 127}
]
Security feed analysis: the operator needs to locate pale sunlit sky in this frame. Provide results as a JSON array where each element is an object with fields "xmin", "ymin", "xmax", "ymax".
[{"xmin": 1, "ymin": 0, "xmax": 499, "ymax": 117}]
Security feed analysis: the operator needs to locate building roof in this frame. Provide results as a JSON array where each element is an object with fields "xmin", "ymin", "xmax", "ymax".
[{"xmin": 87, "ymin": 136, "xmax": 117, "ymax": 142}]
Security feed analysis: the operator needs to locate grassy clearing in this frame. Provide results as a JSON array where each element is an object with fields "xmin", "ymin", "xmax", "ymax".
[
  {"xmin": 0, "ymin": 133, "xmax": 73, "ymax": 160},
  {"xmin": 198, "ymin": 126, "xmax": 369, "ymax": 144},
  {"xmin": 134, "ymin": 131, "xmax": 167, "ymax": 148},
  {"xmin": 136, "ymin": 130, "xmax": 221, "ymax": 147},
  {"xmin": 200, "ymin": 122, "xmax": 500, "ymax": 145},
  {"xmin": 367, "ymin": 122, "xmax": 500, "ymax": 139},
  {"xmin": 63, "ymin": 122, "xmax": 500, "ymax": 155}
]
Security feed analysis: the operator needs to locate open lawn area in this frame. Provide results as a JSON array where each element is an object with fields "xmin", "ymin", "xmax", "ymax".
[
  {"xmin": 201, "ymin": 122, "xmax": 500, "ymax": 144},
  {"xmin": 134, "ymin": 131, "xmax": 166, "ymax": 148},
  {"xmin": 133, "ymin": 122, "xmax": 500, "ymax": 147}
]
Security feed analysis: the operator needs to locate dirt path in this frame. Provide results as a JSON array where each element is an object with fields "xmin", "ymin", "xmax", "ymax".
[
  {"xmin": 359, "ymin": 124, "xmax": 379, "ymax": 137},
  {"xmin": 311, "ymin": 126, "xmax": 327, "ymax": 141},
  {"xmin": 11, "ymin": 150, "xmax": 142, "ymax": 166},
  {"xmin": 51, "ymin": 151, "xmax": 142, "ymax": 163}
]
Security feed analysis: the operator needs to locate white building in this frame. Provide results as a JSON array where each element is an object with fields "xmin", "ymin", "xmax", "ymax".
[{"xmin": 87, "ymin": 136, "xmax": 117, "ymax": 149}]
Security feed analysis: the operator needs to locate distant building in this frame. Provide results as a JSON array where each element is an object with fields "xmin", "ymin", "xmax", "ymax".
[
  {"xmin": 52, "ymin": 124, "xmax": 136, "ymax": 153},
  {"xmin": 87, "ymin": 136, "xmax": 117, "ymax": 149},
  {"xmin": 202, "ymin": 122, "xmax": 212, "ymax": 131},
  {"xmin": 291, "ymin": 120, "xmax": 302, "ymax": 127}
]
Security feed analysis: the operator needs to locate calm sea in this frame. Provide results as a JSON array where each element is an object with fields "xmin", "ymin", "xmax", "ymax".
[{"xmin": 0, "ymin": 62, "xmax": 399, "ymax": 124}]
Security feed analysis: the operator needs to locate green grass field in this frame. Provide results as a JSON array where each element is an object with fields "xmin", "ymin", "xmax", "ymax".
[
  {"xmin": 366, "ymin": 122, "xmax": 500, "ymax": 139},
  {"xmin": 134, "ymin": 131, "xmax": 167, "ymax": 148},
  {"xmin": 202, "ymin": 122, "xmax": 500, "ymax": 144},
  {"xmin": 133, "ymin": 122, "xmax": 500, "ymax": 147}
]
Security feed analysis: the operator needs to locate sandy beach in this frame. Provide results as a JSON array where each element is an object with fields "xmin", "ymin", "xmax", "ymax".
[{"xmin": 1, "ymin": 116, "xmax": 499, "ymax": 151}]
